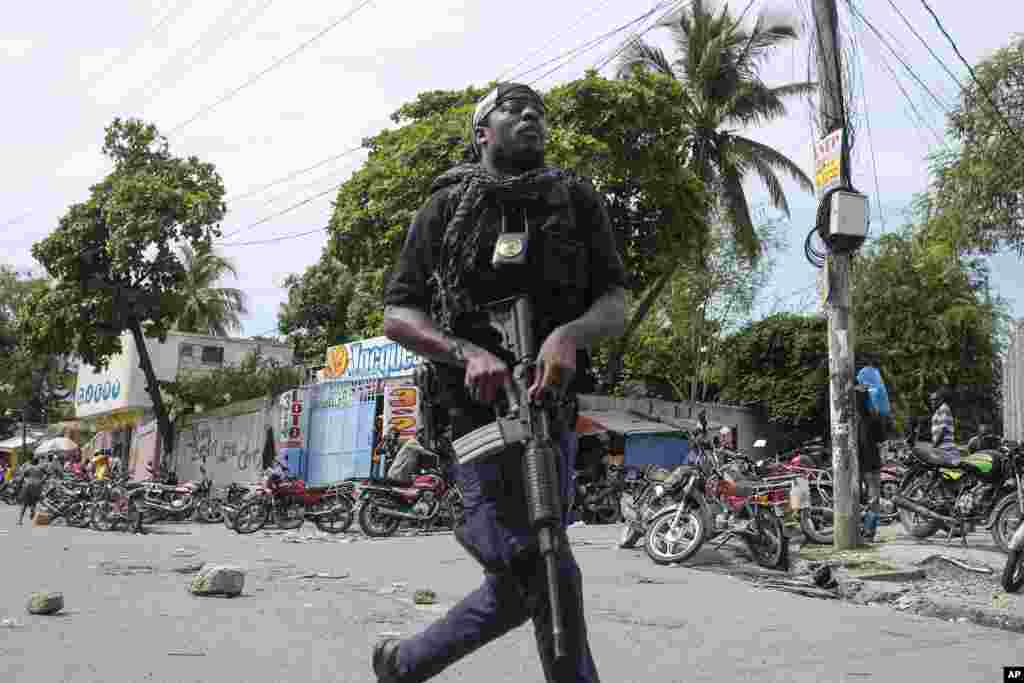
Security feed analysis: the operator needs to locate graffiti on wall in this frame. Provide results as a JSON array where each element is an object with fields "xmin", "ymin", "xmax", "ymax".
[{"xmin": 173, "ymin": 412, "xmax": 265, "ymax": 483}]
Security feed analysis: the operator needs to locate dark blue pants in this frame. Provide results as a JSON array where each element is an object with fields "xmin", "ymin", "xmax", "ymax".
[{"xmin": 397, "ymin": 432, "xmax": 599, "ymax": 682}]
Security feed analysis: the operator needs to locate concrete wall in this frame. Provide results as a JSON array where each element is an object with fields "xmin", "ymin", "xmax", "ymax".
[
  {"xmin": 168, "ymin": 397, "xmax": 280, "ymax": 485},
  {"xmin": 1006, "ymin": 319, "xmax": 1024, "ymax": 442},
  {"xmin": 578, "ymin": 394, "xmax": 778, "ymax": 455}
]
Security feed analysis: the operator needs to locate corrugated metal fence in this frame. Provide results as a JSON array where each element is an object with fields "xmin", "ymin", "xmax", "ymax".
[{"xmin": 1005, "ymin": 319, "xmax": 1024, "ymax": 441}]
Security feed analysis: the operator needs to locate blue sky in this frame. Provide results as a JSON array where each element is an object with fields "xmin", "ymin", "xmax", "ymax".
[{"xmin": 2, "ymin": 0, "xmax": 1022, "ymax": 341}]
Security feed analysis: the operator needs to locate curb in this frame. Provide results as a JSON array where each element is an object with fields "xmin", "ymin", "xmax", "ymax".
[{"xmin": 904, "ymin": 596, "xmax": 1024, "ymax": 634}]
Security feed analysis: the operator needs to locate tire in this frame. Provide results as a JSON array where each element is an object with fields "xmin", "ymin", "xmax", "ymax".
[
  {"xmin": 275, "ymin": 500, "xmax": 306, "ymax": 530},
  {"xmin": 1003, "ymin": 549, "xmax": 1024, "ymax": 593},
  {"xmin": 194, "ymin": 498, "xmax": 222, "ymax": 524},
  {"xmin": 441, "ymin": 486, "xmax": 465, "ymax": 530},
  {"xmin": 618, "ymin": 523, "xmax": 643, "ymax": 549},
  {"xmin": 990, "ymin": 493, "xmax": 1022, "ymax": 553},
  {"xmin": 644, "ymin": 506, "xmax": 705, "ymax": 565},
  {"xmin": 358, "ymin": 496, "xmax": 401, "ymax": 538},
  {"xmin": 799, "ymin": 507, "xmax": 835, "ymax": 545},
  {"xmin": 221, "ymin": 505, "xmax": 237, "ymax": 530},
  {"xmin": 746, "ymin": 508, "xmax": 790, "ymax": 570},
  {"xmin": 66, "ymin": 501, "xmax": 89, "ymax": 528},
  {"xmin": 314, "ymin": 498, "xmax": 354, "ymax": 535},
  {"xmin": 91, "ymin": 500, "xmax": 115, "ymax": 531},
  {"xmin": 234, "ymin": 499, "xmax": 270, "ymax": 534},
  {"xmin": 899, "ymin": 478, "xmax": 942, "ymax": 539}
]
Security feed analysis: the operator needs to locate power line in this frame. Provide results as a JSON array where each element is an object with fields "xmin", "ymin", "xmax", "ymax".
[
  {"xmin": 84, "ymin": 0, "xmax": 192, "ymax": 89},
  {"xmin": 590, "ymin": 0, "xmax": 688, "ymax": 76},
  {"xmin": 219, "ymin": 182, "xmax": 345, "ymax": 241},
  {"xmin": 495, "ymin": 0, "xmax": 619, "ymax": 82},
  {"xmin": 846, "ymin": 8, "xmax": 886, "ymax": 234},
  {"xmin": 884, "ymin": 0, "xmax": 964, "ymax": 94},
  {"xmin": 226, "ymin": 145, "xmax": 363, "ymax": 204},
  {"xmin": 132, "ymin": 0, "xmax": 272, "ymax": 111},
  {"xmin": 844, "ymin": 1, "xmax": 951, "ymax": 115},
  {"xmin": 167, "ymin": 0, "xmax": 376, "ymax": 135},
  {"xmin": 511, "ymin": 0, "xmax": 679, "ymax": 84},
  {"xmin": 918, "ymin": 0, "xmax": 1024, "ymax": 147},
  {"xmin": 219, "ymin": 226, "xmax": 326, "ymax": 247}
]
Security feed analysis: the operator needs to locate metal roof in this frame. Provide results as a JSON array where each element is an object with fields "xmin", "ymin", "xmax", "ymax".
[{"xmin": 579, "ymin": 410, "xmax": 688, "ymax": 437}]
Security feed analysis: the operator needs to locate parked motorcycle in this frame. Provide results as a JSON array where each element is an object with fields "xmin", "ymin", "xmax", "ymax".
[
  {"xmin": 38, "ymin": 479, "xmax": 92, "ymax": 527},
  {"xmin": 219, "ymin": 482, "xmax": 259, "ymax": 529},
  {"xmin": 893, "ymin": 435, "xmax": 1022, "ymax": 550},
  {"xmin": 90, "ymin": 477, "xmax": 146, "ymax": 533},
  {"xmin": 234, "ymin": 471, "xmax": 354, "ymax": 535},
  {"xmin": 618, "ymin": 465, "xmax": 687, "ymax": 549},
  {"xmin": 357, "ymin": 467, "xmax": 457, "ymax": 538},
  {"xmin": 1000, "ymin": 448, "xmax": 1024, "ymax": 591},
  {"xmin": 574, "ymin": 464, "xmax": 625, "ymax": 525},
  {"xmin": 643, "ymin": 448, "xmax": 792, "ymax": 569}
]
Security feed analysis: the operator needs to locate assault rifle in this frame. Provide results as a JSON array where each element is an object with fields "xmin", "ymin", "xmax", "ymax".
[{"xmin": 451, "ymin": 294, "xmax": 570, "ymax": 663}]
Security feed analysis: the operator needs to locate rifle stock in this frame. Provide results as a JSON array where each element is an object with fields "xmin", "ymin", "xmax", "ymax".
[{"xmin": 449, "ymin": 295, "xmax": 570, "ymax": 663}]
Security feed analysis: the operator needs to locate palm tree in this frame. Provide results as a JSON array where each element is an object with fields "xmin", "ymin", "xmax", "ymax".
[
  {"xmin": 174, "ymin": 245, "xmax": 248, "ymax": 336},
  {"xmin": 608, "ymin": 0, "xmax": 816, "ymax": 394}
]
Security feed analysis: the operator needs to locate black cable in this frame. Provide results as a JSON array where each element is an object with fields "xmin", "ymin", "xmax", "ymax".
[
  {"xmin": 884, "ymin": 0, "xmax": 964, "ymax": 93},
  {"xmin": 226, "ymin": 145, "xmax": 363, "ymax": 204},
  {"xmin": 919, "ymin": 0, "xmax": 1024, "ymax": 148},
  {"xmin": 218, "ymin": 182, "xmax": 346, "ymax": 241},
  {"xmin": 219, "ymin": 227, "xmax": 326, "ymax": 248},
  {"xmin": 168, "ymin": 0, "xmax": 376, "ymax": 135}
]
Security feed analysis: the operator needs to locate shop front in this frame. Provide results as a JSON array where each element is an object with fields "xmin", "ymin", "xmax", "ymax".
[
  {"xmin": 289, "ymin": 336, "xmax": 423, "ymax": 485},
  {"xmin": 74, "ymin": 337, "xmax": 158, "ymax": 478}
]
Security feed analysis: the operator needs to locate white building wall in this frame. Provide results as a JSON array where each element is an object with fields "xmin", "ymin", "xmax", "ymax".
[{"xmin": 75, "ymin": 332, "xmax": 294, "ymax": 420}]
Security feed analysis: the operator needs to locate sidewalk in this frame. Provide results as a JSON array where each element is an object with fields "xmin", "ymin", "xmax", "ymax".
[{"xmin": 793, "ymin": 523, "xmax": 1024, "ymax": 632}]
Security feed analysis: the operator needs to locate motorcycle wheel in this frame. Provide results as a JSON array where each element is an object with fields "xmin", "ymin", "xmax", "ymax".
[
  {"xmin": 899, "ymin": 478, "xmax": 942, "ymax": 539},
  {"xmin": 644, "ymin": 506, "xmax": 704, "ymax": 565},
  {"xmin": 990, "ymin": 493, "xmax": 1022, "ymax": 554},
  {"xmin": 90, "ymin": 500, "xmax": 115, "ymax": 531},
  {"xmin": 221, "ymin": 506, "xmax": 237, "ymax": 530},
  {"xmin": 1003, "ymin": 549, "xmax": 1024, "ymax": 593},
  {"xmin": 234, "ymin": 500, "xmax": 269, "ymax": 534},
  {"xmin": 799, "ymin": 506, "xmax": 835, "ymax": 545},
  {"xmin": 66, "ymin": 501, "xmax": 89, "ymax": 528},
  {"xmin": 746, "ymin": 508, "xmax": 790, "ymax": 570},
  {"xmin": 618, "ymin": 523, "xmax": 643, "ymax": 549},
  {"xmin": 314, "ymin": 497, "xmax": 354, "ymax": 535},
  {"xmin": 441, "ymin": 486, "xmax": 465, "ymax": 530},
  {"xmin": 276, "ymin": 500, "xmax": 306, "ymax": 530},
  {"xmin": 194, "ymin": 499, "xmax": 222, "ymax": 524},
  {"xmin": 358, "ymin": 496, "xmax": 401, "ymax": 538}
]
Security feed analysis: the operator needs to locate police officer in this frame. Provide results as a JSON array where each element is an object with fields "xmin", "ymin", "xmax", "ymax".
[{"xmin": 378, "ymin": 82, "xmax": 626, "ymax": 683}]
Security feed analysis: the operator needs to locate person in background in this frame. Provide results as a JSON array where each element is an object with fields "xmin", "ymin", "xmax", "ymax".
[
  {"xmin": 855, "ymin": 356, "xmax": 888, "ymax": 542},
  {"xmin": 47, "ymin": 454, "xmax": 64, "ymax": 480},
  {"xmin": 18, "ymin": 456, "xmax": 45, "ymax": 525},
  {"xmin": 91, "ymin": 448, "xmax": 111, "ymax": 481},
  {"xmin": 925, "ymin": 386, "xmax": 959, "ymax": 466}
]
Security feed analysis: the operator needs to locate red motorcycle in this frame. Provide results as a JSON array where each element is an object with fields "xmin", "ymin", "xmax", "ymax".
[
  {"xmin": 234, "ymin": 470, "xmax": 354, "ymax": 535},
  {"xmin": 356, "ymin": 469, "xmax": 460, "ymax": 537}
]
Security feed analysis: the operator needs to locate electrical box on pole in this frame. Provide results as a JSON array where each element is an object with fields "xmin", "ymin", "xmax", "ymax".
[{"xmin": 811, "ymin": 0, "xmax": 867, "ymax": 550}]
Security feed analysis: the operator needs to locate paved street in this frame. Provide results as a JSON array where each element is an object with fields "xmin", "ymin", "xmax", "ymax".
[{"xmin": 0, "ymin": 507, "xmax": 1020, "ymax": 683}]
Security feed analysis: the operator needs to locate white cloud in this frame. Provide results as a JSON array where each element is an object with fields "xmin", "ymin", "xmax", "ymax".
[{"xmin": 0, "ymin": 38, "xmax": 34, "ymax": 59}]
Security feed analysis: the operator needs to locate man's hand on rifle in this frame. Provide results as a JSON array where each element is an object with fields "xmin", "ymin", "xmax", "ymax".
[
  {"xmin": 529, "ymin": 326, "xmax": 577, "ymax": 401},
  {"xmin": 464, "ymin": 345, "xmax": 512, "ymax": 405}
]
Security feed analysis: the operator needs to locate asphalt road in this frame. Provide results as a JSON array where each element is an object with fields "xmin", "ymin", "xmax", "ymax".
[{"xmin": 0, "ymin": 507, "xmax": 1019, "ymax": 683}]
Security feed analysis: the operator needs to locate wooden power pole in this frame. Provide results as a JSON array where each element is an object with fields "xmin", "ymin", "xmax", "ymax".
[{"xmin": 812, "ymin": 0, "xmax": 863, "ymax": 550}]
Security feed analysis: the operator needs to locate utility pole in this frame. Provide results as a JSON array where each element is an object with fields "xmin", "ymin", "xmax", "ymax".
[{"xmin": 812, "ymin": 0, "xmax": 865, "ymax": 550}]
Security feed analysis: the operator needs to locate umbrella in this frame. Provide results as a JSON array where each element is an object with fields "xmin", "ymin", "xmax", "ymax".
[{"xmin": 34, "ymin": 436, "xmax": 79, "ymax": 455}]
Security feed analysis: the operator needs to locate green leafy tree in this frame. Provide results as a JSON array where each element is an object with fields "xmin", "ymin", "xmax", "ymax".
[
  {"xmin": 927, "ymin": 35, "xmax": 1024, "ymax": 255},
  {"xmin": 611, "ymin": 0, "xmax": 815, "ymax": 387},
  {"xmin": 850, "ymin": 226, "xmax": 1007, "ymax": 434},
  {"xmin": 327, "ymin": 73, "xmax": 707, "ymax": 289},
  {"xmin": 162, "ymin": 350, "xmax": 303, "ymax": 420},
  {"xmin": 278, "ymin": 257, "xmax": 385, "ymax": 364},
  {"xmin": 24, "ymin": 118, "xmax": 227, "ymax": 457},
  {"xmin": 174, "ymin": 245, "xmax": 248, "ymax": 336},
  {"xmin": 0, "ymin": 268, "xmax": 75, "ymax": 430}
]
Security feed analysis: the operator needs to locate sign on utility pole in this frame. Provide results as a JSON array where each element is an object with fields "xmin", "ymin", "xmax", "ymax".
[{"xmin": 812, "ymin": 0, "xmax": 869, "ymax": 550}]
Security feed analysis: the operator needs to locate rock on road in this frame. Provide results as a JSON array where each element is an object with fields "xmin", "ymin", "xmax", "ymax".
[{"xmin": 0, "ymin": 508, "xmax": 1019, "ymax": 683}]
